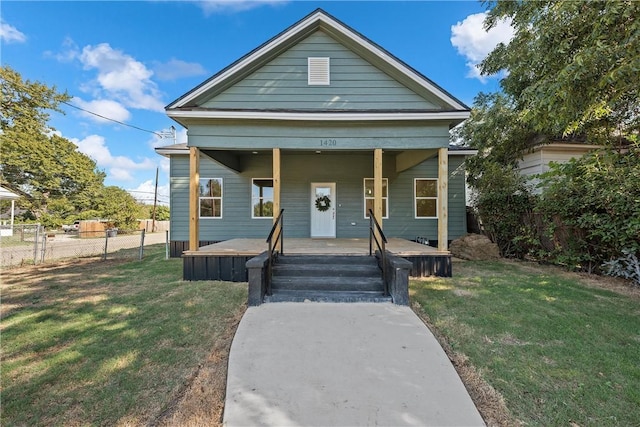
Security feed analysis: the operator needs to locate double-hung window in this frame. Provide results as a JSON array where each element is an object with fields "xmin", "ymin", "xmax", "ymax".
[
  {"xmin": 199, "ymin": 178, "xmax": 223, "ymax": 218},
  {"xmin": 364, "ymin": 178, "xmax": 388, "ymax": 219},
  {"xmin": 252, "ymin": 178, "xmax": 274, "ymax": 218},
  {"xmin": 414, "ymin": 178, "xmax": 438, "ymax": 218}
]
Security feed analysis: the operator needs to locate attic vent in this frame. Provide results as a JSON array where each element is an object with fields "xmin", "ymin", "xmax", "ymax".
[{"xmin": 308, "ymin": 57, "xmax": 330, "ymax": 85}]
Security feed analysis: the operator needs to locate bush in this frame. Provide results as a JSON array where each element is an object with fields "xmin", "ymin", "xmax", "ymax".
[
  {"xmin": 537, "ymin": 147, "xmax": 640, "ymax": 272},
  {"xmin": 471, "ymin": 163, "xmax": 539, "ymax": 258},
  {"xmin": 603, "ymin": 249, "xmax": 640, "ymax": 286}
]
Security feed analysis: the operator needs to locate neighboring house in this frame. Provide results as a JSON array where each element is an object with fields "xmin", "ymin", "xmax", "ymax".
[
  {"xmin": 158, "ymin": 9, "xmax": 473, "ymax": 257},
  {"xmin": 518, "ymin": 141, "xmax": 600, "ymax": 190},
  {"xmin": 0, "ymin": 186, "xmax": 20, "ymax": 237}
]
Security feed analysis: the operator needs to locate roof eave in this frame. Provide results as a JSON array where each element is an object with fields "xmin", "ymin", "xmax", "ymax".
[{"xmin": 167, "ymin": 110, "xmax": 470, "ymax": 122}]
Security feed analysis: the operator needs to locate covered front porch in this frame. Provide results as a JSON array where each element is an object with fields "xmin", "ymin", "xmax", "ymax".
[{"xmin": 185, "ymin": 146, "xmax": 452, "ymax": 249}]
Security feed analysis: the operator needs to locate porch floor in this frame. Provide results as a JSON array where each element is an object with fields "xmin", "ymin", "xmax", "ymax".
[{"xmin": 189, "ymin": 237, "xmax": 447, "ymax": 257}]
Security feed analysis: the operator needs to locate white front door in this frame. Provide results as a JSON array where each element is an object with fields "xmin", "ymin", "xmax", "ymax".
[{"xmin": 310, "ymin": 182, "xmax": 336, "ymax": 238}]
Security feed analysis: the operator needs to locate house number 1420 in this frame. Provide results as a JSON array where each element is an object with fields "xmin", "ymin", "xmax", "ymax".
[{"xmin": 320, "ymin": 139, "xmax": 337, "ymax": 146}]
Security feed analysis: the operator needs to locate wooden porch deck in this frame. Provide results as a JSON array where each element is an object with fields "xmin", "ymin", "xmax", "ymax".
[
  {"xmin": 189, "ymin": 238, "xmax": 447, "ymax": 257},
  {"xmin": 182, "ymin": 238, "xmax": 451, "ymax": 281}
]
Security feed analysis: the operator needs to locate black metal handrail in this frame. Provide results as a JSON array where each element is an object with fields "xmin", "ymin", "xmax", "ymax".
[
  {"xmin": 266, "ymin": 209, "xmax": 284, "ymax": 295},
  {"xmin": 368, "ymin": 209, "xmax": 388, "ymax": 296}
]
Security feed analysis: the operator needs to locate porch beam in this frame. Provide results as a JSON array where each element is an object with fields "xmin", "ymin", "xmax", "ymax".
[
  {"xmin": 374, "ymin": 148, "xmax": 383, "ymax": 238},
  {"xmin": 189, "ymin": 147, "xmax": 200, "ymax": 251},
  {"xmin": 272, "ymin": 148, "xmax": 282, "ymax": 252},
  {"xmin": 437, "ymin": 147, "xmax": 448, "ymax": 251}
]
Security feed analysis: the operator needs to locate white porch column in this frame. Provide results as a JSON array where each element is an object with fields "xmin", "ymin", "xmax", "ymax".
[
  {"xmin": 189, "ymin": 147, "xmax": 200, "ymax": 251},
  {"xmin": 437, "ymin": 147, "xmax": 448, "ymax": 251},
  {"xmin": 10, "ymin": 200, "xmax": 15, "ymax": 228}
]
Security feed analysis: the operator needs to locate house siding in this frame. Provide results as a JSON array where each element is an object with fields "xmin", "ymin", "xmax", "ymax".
[
  {"xmin": 202, "ymin": 31, "xmax": 441, "ymax": 111},
  {"xmin": 385, "ymin": 155, "xmax": 467, "ymax": 241},
  {"xmin": 518, "ymin": 151, "xmax": 543, "ymax": 177},
  {"xmin": 188, "ymin": 121, "xmax": 451, "ymax": 150},
  {"xmin": 170, "ymin": 152, "xmax": 468, "ymax": 242}
]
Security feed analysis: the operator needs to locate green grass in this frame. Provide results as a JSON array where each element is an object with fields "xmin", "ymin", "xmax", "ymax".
[
  {"xmin": 411, "ymin": 260, "xmax": 640, "ymax": 426},
  {"xmin": 1, "ymin": 245, "xmax": 247, "ymax": 426}
]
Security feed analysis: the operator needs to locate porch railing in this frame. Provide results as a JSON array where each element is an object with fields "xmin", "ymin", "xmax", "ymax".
[
  {"xmin": 368, "ymin": 209, "xmax": 388, "ymax": 296},
  {"xmin": 265, "ymin": 209, "xmax": 284, "ymax": 296}
]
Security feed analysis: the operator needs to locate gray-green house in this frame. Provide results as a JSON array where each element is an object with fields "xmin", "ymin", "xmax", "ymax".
[{"xmin": 158, "ymin": 9, "xmax": 473, "ymax": 257}]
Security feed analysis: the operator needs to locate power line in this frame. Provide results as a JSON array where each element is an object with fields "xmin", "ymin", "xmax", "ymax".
[
  {"xmin": 5, "ymin": 77, "xmax": 170, "ymax": 138},
  {"xmin": 60, "ymin": 100, "xmax": 165, "ymax": 137}
]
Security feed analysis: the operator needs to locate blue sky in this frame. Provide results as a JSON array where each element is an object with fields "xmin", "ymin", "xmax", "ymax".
[{"xmin": 1, "ymin": 1, "xmax": 513, "ymax": 205}]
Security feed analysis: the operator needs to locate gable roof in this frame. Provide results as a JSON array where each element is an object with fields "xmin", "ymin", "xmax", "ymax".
[{"xmin": 166, "ymin": 8, "xmax": 469, "ymax": 114}]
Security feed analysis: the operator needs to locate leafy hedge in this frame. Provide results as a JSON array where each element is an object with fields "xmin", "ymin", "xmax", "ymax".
[
  {"xmin": 473, "ymin": 146, "xmax": 640, "ymax": 282},
  {"xmin": 538, "ymin": 147, "xmax": 640, "ymax": 275},
  {"xmin": 470, "ymin": 162, "xmax": 538, "ymax": 259}
]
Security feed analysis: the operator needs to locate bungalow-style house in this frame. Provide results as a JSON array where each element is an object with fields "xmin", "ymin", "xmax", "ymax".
[{"xmin": 157, "ymin": 9, "xmax": 474, "ymax": 302}]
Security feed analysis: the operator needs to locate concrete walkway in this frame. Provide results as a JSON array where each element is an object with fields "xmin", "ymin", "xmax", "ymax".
[{"xmin": 224, "ymin": 303, "xmax": 485, "ymax": 426}]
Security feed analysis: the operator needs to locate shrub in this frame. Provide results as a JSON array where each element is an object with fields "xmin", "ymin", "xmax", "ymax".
[
  {"xmin": 603, "ymin": 249, "xmax": 640, "ymax": 286},
  {"xmin": 537, "ymin": 147, "xmax": 640, "ymax": 272},
  {"xmin": 471, "ymin": 162, "xmax": 539, "ymax": 258}
]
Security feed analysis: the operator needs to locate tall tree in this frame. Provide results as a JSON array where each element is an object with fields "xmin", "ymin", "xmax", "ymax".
[
  {"xmin": 0, "ymin": 66, "xmax": 69, "ymax": 133},
  {"xmin": 98, "ymin": 186, "xmax": 145, "ymax": 229},
  {"xmin": 460, "ymin": 1, "xmax": 640, "ymax": 267},
  {"xmin": 0, "ymin": 66, "xmax": 106, "ymax": 223},
  {"xmin": 454, "ymin": 92, "xmax": 538, "ymax": 186},
  {"xmin": 481, "ymin": 0, "xmax": 640, "ymax": 142}
]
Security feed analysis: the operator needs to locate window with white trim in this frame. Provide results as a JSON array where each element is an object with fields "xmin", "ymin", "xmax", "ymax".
[
  {"xmin": 414, "ymin": 178, "xmax": 438, "ymax": 218},
  {"xmin": 364, "ymin": 178, "xmax": 388, "ymax": 219},
  {"xmin": 252, "ymin": 178, "xmax": 274, "ymax": 218},
  {"xmin": 308, "ymin": 57, "xmax": 330, "ymax": 85},
  {"xmin": 199, "ymin": 178, "xmax": 223, "ymax": 218}
]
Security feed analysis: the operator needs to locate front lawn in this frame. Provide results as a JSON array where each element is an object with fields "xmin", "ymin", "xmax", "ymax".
[
  {"xmin": 411, "ymin": 260, "xmax": 640, "ymax": 426},
  {"xmin": 0, "ymin": 245, "xmax": 247, "ymax": 426}
]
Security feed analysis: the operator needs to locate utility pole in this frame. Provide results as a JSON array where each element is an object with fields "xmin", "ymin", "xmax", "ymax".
[
  {"xmin": 152, "ymin": 125, "xmax": 175, "ymax": 233},
  {"xmin": 151, "ymin": 167, "xmax": 159, "ymax": 233}
]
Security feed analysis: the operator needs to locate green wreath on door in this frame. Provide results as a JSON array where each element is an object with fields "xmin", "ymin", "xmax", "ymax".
[{"xmin": 315, "ymin": 195, "xmax": 331, "ymax": 212}]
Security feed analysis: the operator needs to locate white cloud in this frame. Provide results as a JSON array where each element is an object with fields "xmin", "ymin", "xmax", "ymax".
[
  {"xmin": 153, "ymin": 58, "xmax": 207, "ymax": 81},
  {"xmin": 0, "ymin": 21, "xmax": 26, "ymax": 44},
  {"xmin": 73, "ymin": 97, "xmax": 131, "ymax": 124},
  {"xmin": 194, "ymin": 0, "xmax": 288, "ymax": 14},
  {"xmin": 127, "ymin": 180, "xmax": 170, "ymax": 206},
  {"xmin": 451, "ymin": 12, "xmax": 514, "ymax": 82},
  {"xmin": 79, "ymin": 43, "xmax": 165, "ymax": 112},
  {"xmin": 72, "ymin": 134, "xmax": 156, "ymax": 182},
  {"xmin": 44, "ymin": 37, "xmax": 79, "ymax": 62},
  {"xmin": 176, "ymin": 127, "xmax": 188, "ymax": 145},
  {"xmin": 159, "ymin": 157, "xmax": 170, "ymax": 175}
]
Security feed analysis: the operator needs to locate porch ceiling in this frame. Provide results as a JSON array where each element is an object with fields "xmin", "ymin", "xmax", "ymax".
[{"xmin": 201, "ymin": 148, "xmax": 432, "ymax": 174}]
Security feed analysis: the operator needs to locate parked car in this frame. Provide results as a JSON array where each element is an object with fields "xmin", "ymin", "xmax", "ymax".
[{"xmin": 62, "ymin": 221, "xmax": 80, "ymax": 233}]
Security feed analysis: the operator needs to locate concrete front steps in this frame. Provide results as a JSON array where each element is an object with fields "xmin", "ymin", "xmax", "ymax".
[{"xmin": 264, "ymin": 255, "xmax": 391, "ymax": 303}]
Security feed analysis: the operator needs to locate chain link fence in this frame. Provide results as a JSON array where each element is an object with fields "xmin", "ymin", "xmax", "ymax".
[{"xmin": 1, "ymin": 225, "xmax": 169, "ymax": 269}]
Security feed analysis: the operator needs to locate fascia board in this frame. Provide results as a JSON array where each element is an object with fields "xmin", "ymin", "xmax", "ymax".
[
  {"xmin": 155, "ymin": 149, "xmax": 189, "ymax": 157},
  {"xmin": 448, "ymin": 150, "xmax": 478, "ymax": 156},
  {"xmin": 167, "ymin": 110, "xmax": 470, "ymax": 122}
]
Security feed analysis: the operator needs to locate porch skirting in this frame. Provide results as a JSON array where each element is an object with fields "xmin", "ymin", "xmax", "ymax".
[
  {"xmin": 181, "ymin": 238, "xmax": 452, "ymax": 281},
  {"xmin": 183, "ymin": 254, "xmax": 251, "ymax": 282}
]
